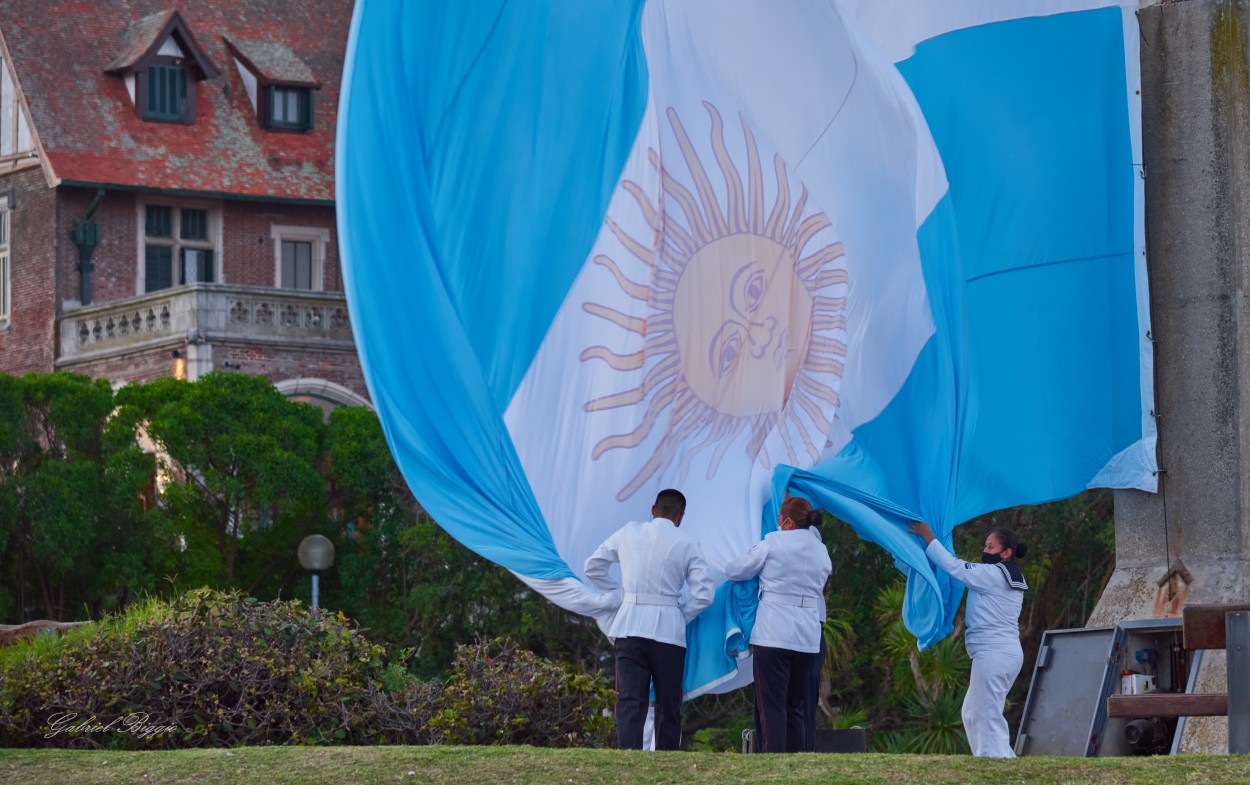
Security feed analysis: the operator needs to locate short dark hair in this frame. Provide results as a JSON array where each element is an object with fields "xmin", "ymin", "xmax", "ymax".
[{"xmin": 653, "ymin": 488, "xmax": 686, "ymax": 521}]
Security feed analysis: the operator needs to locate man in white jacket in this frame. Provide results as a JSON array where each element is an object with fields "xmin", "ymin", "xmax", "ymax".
[{"xmin": 584, "ymin": 488, "xmax": 715, "ymax": 750}]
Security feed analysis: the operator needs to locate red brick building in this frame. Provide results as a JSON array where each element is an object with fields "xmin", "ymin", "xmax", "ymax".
[{"xmin": 0, "ymin": 0, "xmax": 369, "ymax": 410}]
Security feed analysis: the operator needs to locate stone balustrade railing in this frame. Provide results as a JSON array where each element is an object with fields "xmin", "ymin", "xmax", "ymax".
[{"xmin": 59, "ymin": 284, "xmax": 355, "ymax": 364}]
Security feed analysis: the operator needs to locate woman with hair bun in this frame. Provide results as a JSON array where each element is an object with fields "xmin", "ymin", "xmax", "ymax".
[
  {"xmin": 725, "ymin": 495, "xmax": 831, "ymax": 753},
  {"xmin": 908, "ymin": 522, "xmax": 1029, "ymax": 758}
]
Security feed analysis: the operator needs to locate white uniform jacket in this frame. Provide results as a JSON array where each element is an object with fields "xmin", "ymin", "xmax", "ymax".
[
  {"xmin": 584, "ymin": 517, "xmax": 714, "ymax": 648},
  {"xmin": 724, "ymin": 528, "xmax": 832, "ymax": 653},
  {"xmin": 926, "ymin": 540, "xmax": 1027, "ymax": 655}
]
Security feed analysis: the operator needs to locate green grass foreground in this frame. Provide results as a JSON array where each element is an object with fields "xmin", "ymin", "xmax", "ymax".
[{"xmin": 0, "ymin": 746, "xmax": 1248, "ymax": 785}]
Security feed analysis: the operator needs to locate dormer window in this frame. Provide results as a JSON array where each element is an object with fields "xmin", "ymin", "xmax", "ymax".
[
  {"xmin": 106, "ymin": 11, "xmax": 220, "ymax": 125},
  {"xmin": 268, "ymin": 86, "xmax": 312, "ymax": 132},
  {"xmin": 225, "ymin": 37, "xmax": 320, "ymax": 134}
]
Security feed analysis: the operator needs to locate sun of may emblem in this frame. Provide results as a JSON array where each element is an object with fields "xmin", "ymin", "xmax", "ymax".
[{"xmin": 581, "ymin": 102, "xmax": 849, "ymax": 501}]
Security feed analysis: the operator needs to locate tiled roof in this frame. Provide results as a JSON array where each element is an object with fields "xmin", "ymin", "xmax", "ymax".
[
  {"xmin": 105, "ymin": 10, "xmax": 220, "ymax": 78},
  {"xmin": 0, "ymin": 0, "xmax": 353, "ymax": 202},
  {"xmin": 104, "ymin": 10, "xmax": 177, "ymax": 72},
  {"xmin": 225, "ymin": 36, "xmax": 318, "ymax": 86}
]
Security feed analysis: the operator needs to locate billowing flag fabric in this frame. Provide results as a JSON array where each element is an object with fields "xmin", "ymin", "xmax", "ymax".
[{"xmin": 337, "ymin": 0, "xmax": 1153, "ymax": 696}]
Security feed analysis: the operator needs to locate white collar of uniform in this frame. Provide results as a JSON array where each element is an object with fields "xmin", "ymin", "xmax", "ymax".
[
  {"xmin": 773, "ymin": 527, "xmax": 820, "ymax": 539},
  {"xmin": 651, "ymin": 516, "xmax": 678, "ymax": 527}
]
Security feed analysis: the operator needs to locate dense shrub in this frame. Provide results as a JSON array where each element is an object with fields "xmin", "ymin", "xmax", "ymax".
[
  {"xmin": 0, "ymin": 590, "xmax": 612, "ymax": 749},
  {"xmin": 423, "ymin": 638, "xmax": 613, "ymax": 748},
  {"xmin": 0, "ymin": 589, "xmax": 392, "ymax": 748}
]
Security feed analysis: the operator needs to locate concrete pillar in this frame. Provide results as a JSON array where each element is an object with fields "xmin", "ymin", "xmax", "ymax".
[
  {"xmin": 1089, "ymin": 0, "xmax": 1250, "ymax": 752},
  {"xmin": 185, "ymin": 330, "xmax": 212, "ymax": 382}
]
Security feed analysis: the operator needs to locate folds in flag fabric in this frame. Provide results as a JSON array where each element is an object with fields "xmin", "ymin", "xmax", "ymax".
[{"xmin": 337, "ymin": 0, "xmax": 1154, "ymax": 697}]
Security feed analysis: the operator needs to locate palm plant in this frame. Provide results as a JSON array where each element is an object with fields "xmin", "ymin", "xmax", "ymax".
[
  {"xmin": 866, "ymin": 577, "xmax": 974, "ymax": 753},
  {"xmin": 816, "ymin": 613, "xmax": 859, "ymax": 719},
  {"xmin": 902, "ymin": 689, "xmax": 969, "ymax": 754},
  {"xmin": 918, "ymin": 636, "xmax": 971, "ymax": 695},
  {"xmin": 827, "ymin": 706, "xmax": 869, "ymax": 730}
]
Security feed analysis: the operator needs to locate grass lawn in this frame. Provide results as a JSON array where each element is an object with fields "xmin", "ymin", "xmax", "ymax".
[{"xmin": 0, "ymin": 746, "xmax": 1248, "ymax": 785}]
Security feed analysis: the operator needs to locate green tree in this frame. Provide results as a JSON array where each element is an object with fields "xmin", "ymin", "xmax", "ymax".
[
  {"xmin": 324, "ymin": 405, "xmax": 607, "ymax": 677},
  {"xmin": 0, "ymin": 372, "xmax": 161, "ymax": 620},
  {"xmin": 321, "ymin": 404, "xmax": 422, "ymax": 644},
  {"xmin": 115, "ymin": 371, "xmax": 326, "ymax": 590}
]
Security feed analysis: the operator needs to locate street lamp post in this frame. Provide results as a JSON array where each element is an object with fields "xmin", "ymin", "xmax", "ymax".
[{"xmin": 297, "ymin": 534, "xmax": 335, "ymax": 612}]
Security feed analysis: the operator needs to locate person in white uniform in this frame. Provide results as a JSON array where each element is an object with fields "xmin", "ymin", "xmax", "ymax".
[
  {"xmin": 584, "ymin": 488, "xmax": 714, "ymax": 750},
  {"xmin": 725, "ymin": 496, "xmax": 832, "ymax": 753},
  {"xmin": 909, "ymin": 521, "xmax": 1029, "ymax": 758}
]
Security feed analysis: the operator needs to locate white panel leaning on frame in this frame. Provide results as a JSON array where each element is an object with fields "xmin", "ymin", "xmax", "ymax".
[
  {"xmin": 0, "ymin": 55, "xmax": 35, "ymax": 158},
  {"xmin": 0, "ymin": 194, "xmax": 9, "ymax": 327},
  {"xmin": 271, "ymin": 225, "xmax": 329, "ymax": 291}
]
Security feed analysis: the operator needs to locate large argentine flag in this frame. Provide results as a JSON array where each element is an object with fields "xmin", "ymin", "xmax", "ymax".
[{"xmin": 337, "ymin": 0, "xmax": 1153, "ymax": 695}]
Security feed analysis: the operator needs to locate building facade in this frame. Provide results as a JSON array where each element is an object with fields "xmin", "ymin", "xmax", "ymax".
[{"xmin": 0, "ymin": 0, "xmax": 368, "ymax": 410}]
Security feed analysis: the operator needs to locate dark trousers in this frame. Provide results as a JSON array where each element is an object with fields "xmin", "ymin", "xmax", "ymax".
[
  {"xmin": 753, "ymin": 644, "xmax": 819, "ymax": 753},
  {"xmin": 614, "ymin": 636, "xmax": 686, "ymax": 750},
  {"xmin": 801, "ymin": 634, "xmax": 827, "ymax": 752}
]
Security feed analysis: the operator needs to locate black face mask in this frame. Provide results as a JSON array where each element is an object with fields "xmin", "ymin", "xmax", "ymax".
[{"xmin": 981, "ymin": 552, "xmax": 1003, "ymax": 565}]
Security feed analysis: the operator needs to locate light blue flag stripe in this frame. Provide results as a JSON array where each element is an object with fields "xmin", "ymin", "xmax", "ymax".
[
  {"xmin": 808, "ymin": 7, "xmax": 1141, "ymax": 642},
  {"xmin": 895, "ymin": 7, "xmax": 1139, "ymax": 523},
  {"xmin": 336, "ymin": 0, "xmax": 648, "ymax": 579}
]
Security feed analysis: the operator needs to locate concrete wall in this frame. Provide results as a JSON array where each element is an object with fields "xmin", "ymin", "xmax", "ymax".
[
  {"xmin": 1094, "ymin": 0, "xmax": 1250, "ymax": 625},
  {"xmin": 1090, "ymin": 0, "xmax": 1250, "ymax": 753}
]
